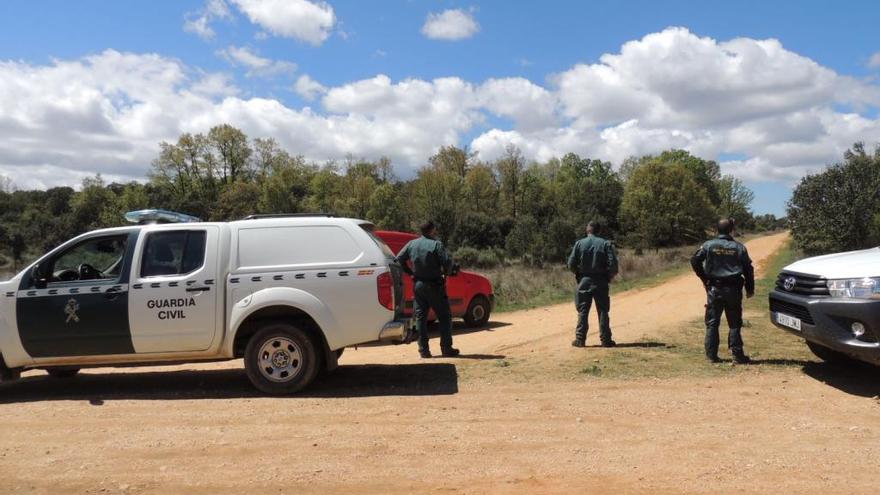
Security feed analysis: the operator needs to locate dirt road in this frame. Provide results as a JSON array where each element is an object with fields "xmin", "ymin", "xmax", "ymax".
[{"xmin": 2, "ymin": 232, "xmax": 880, "ymax": 494}]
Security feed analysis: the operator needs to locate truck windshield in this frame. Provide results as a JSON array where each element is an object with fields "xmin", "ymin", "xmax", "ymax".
[{"xmin": 360, "ymin": 224, "xmax": 395, "ymax": 259}]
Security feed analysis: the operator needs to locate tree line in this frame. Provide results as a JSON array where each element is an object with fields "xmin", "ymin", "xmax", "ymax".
[
  {"xmin": 788, "ymin": 142, "xmax": 880, "ymax": 255},
  {"xmin": 0, "ymin": 124, "xmax": 784, "ymax": 272}
]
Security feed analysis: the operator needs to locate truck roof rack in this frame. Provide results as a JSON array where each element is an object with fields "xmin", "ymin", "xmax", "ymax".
[{"xmin": 241, "ymin": 213, "xmax": 336, "ymax": 220}]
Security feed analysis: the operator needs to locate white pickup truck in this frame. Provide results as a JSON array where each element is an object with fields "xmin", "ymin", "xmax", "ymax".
[
  {"xmin": 769, "ymin": 247, "xmax": 880, "ymax": 365},
  {"xmin": 0, "ymin": 211, "xmax": 410, "ymax": 394}
]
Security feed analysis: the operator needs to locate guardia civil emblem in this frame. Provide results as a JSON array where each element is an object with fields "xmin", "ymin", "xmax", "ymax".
[{"xmin": 64, "ymin": 298, "xmax": 80, "ymax": 324}]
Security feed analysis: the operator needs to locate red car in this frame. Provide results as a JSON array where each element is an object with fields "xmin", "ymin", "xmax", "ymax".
[{"xmin": 376, "ymin": 230, "xmax": 494, "ymax": 328}]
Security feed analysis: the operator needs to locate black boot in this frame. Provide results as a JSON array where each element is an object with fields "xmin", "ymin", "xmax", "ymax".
[
  {"xmin": 441, "ymin": 347, "xmax": 460, "ymax": 357},
  {"xmin": 419, "ymin": 349, "xmax": 432, "ymax": 359},
  {"xmin": 732, "ymin": 351, "xmax": 751, "ymax": 364},
  {"xmin": 601, "ymin": 340, "xmax": 617, "ymax": 348},
  {"xmin": 707, "ymin": 355, "xmax": 722, "ymax": 363},
  {"xmin": 571, "ymin": 339, "xmax": 585, "ymax": 348}
]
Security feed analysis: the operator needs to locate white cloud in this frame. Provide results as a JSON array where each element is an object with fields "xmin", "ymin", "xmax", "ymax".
[
  {"xmin": 230, "ymin": 0, "xmax": 336, "ymax": 46},
  {"xmin": 870, "ymin": 52, "xmax": 880, "ymax": 69},
  {"xmin": 183, "ymin": 0, "xmax": 233, "ymax": 40},
  {"xmin": 2, "ymin": 27, "xmax": 880, "ymax": 191},
  {"xmin": 293, "ymin": 74, "xmax": 327, "ymax": 100},
  {"xmin": 472, "ymin": 27, "xmax": 880, "ymax": 183},
  {"xmin": 476, "ymin": 78, "xmax": 557, "ymax": 131},
  {"xmin": 217, "ymin": 46, "xmax": 296, "ymax": 77},
  {"xmin": 421, "ymin": 9, "xmax": 479, "ymax": 41}
]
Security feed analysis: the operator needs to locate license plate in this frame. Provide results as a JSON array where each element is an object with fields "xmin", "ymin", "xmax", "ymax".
[{"xmin": 775, "ymin": 312, "xmax": 802, "ymax": 331}]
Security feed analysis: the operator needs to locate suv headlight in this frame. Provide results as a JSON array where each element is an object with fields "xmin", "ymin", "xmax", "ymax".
[{"xmin": 827, "ymin": 278, "xmax": 880, "ymax": 299}]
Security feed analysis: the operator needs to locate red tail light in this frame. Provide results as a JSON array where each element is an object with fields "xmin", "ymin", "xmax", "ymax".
[{"xmin": 377, "ymin": 272, "xmax": 394, "ymax": 310}]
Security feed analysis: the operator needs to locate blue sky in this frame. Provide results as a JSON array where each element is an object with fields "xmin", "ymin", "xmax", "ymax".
[{"xmin": 1, "ymin": 0, "xmax": 879, "ymax": 216}]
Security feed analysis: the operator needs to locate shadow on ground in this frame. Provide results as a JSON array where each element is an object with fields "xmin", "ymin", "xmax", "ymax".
[
  {"xmin": 0, "ymin": 363, "xmax": 458, "ymax": 404},
  {"xmin": 801, "ymin": 361, "xmax": 880, "ymax": 398},
  {"xmin": 584, "ymin": 341, "xmax": 668, "ymax": 349},
  {"xmin": 418, "ymin": 321, "xmax": 512, "ymax": 339}
]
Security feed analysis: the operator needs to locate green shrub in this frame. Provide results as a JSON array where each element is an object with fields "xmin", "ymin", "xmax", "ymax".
[
  {"xmin": 476, "ymin": 249, "xmax": 500, "ymax": 268},
  {"xmin": 455, "ymin": 246, "xmax": 481, "ymax": 267}
]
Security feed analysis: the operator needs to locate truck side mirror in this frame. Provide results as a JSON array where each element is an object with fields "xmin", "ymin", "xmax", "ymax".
[{"xmin": 31, "ymin": 264, "xmax": 48, "ymax": 289}]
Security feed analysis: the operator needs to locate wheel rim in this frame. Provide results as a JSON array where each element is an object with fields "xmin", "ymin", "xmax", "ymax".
[
  {"xmin": 257, "ymin": 337, "xmax": 304, "ymax": 383},
  {"xmin": 471, "ymin": 302, "xmax": 486, "ymax": 322}
]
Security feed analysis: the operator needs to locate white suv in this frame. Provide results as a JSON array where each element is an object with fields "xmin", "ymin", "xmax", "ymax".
[
  {"xmin": 0, "ymin": 212, "xmax": 409, "ymax": 394},
  {"xmin": 770, "ymin": 247, "xmax": 880, "ymax": 366}
]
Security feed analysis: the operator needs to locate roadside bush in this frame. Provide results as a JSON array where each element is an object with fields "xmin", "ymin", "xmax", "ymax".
[
  {"xmin": 476, "ymin": 249, "xmax": 501, "ymax": 268},
  {"xmin": 454, "ymin": 247, "xmax": 481, "ymax": 267},
  {"xmin": 452, "ymin": 211, "xmax": 503, "ymax": 249},
  {"xmin": 455, "ymin": 246, "xmax": 503, "ymax": 268}
]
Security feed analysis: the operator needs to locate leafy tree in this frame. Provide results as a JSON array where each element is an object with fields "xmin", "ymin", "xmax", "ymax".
[
  {"xmin": 505, "ymin": 215, "xmax": 540, "ymax": 258},
  {"xmin": 208, "ymin": 124, "xmax": 252, "ymax": 184},
  {"xmin": 429, "ymin": 145, "xmax": 472, "ymax": 178},
  {"xmin": 788, "ymin": 142, "xmax": 880, "ymax": 255},
  {"xmin": 367, "ymin": 183, "xmax": 409, "ymax": 231},
  {"xmin": 496, "ymin": 145, "xmax": 526, "ymax": 218},
  {"xmin": 451, "ymin": 211, "xmax": 503, "ymax": 249},
  {"xmin": 717, "ymin": 176, "xmax": 755, "ymax": 229},
  {"xmin": 411, "ymin": 166, "xmax": 463, "ymax": 243},
  {"xmin": 621, "ymin": 161, "xmax": 715, "ymax": 247}
]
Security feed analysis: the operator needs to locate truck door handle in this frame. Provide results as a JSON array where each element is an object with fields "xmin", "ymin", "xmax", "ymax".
[
  {"xmin": 186, "ymin": 286, "xmax": 211, "ymax": 293},
  {"xmin": 104, "ymin": 287, "xmax": 121, "ymax": 300}
]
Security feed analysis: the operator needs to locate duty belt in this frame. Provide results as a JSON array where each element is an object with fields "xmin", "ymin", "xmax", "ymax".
[{"xmin": 708, "ymin": 277, "xmax": 743, "ymax": 287}]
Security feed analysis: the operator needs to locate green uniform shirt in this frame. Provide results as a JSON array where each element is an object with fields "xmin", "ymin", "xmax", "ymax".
[
  {"xmin": 395, "ymin": 236, "xmax": 453, "ymax": 281},
  {"xmin": 567, "ymin": 234, "xmax": 618, "ymax": 279},
  {"xmin": 690, "ymin": 234, "xmax": 755, "ymax": 293}
]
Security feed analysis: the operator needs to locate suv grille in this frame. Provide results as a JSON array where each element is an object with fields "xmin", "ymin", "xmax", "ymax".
[
  {"xmin": 776, "ymin": 271, "xmax": 829, "ymax": 297},
  {"xmin": 769, "ymin": 299, "xmax": 815, "ymax": 325}
]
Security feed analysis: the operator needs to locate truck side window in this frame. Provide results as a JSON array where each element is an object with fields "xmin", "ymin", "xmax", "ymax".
[
  {"xmin": 48, "ymin": 235, "xmax": 129, "ymax": 284},
  {"xmin": 141, "ymin": 231, "xmax": 207, "ymax": 278}
]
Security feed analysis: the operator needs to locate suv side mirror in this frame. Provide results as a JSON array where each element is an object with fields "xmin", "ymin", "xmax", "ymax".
[{"xmin": 31, "ymin": 264, "xmax": 48, "ymax": 289}]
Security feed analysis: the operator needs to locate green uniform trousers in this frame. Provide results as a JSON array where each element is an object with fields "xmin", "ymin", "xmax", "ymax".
[
  {"xmin": 575, "ymin": 276, "xmax": 612, "ymax": 343},
  {"xmin": 704, "ymin": 285, "xmax": 744, "ymax": 358},
  {"xmin": 414, "ymin": 280, "xmax": 453, "ymax": 352}
]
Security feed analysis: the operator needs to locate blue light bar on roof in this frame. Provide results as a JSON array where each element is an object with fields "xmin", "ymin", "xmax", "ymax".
[{"xmin": 124, "ymin": 209, "xmax": 202, "ymax": 224}]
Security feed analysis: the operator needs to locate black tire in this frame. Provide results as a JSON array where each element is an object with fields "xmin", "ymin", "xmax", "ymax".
[
  {"xmin": 806, "ymin": 341, "xmax": 853, "ymax": 364},
  {"xmin": 244, "ymin": 323, "xmax": 321, "ymax": 395},
  {"xmin": 47, "ymin": 368, "xmax": 80, "ymax": 378},
  {"xmin": 463, "ymin": 295, "xmax": 491, "ymax": 328}
]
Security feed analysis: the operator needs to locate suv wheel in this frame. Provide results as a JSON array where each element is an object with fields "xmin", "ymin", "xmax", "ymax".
[
  {"xmin": 47, "ymin": 368, "xmax": 80, "ymax": 378},
  {"xmin": 244, "ymin": 323, "xmax": 320, "ymax": 395},
  {"xmin": 463, "ymin": 296, "xmax": 491, "ymax": 328},
  {"xmin": 806, "ymin": 341, "xmax": 853, "ymax": 364}
]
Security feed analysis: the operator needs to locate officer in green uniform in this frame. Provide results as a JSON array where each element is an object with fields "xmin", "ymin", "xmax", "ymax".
[
  {"xmin": 690, "ymin": 218, "xmax": 755, "ymax": 364},
  {"xmin": 567, "ymin": 221, "xmax": 619, "ymax": 348},
  {"xmin": 396, "ymin": 220, "xmax": 460, "ymax": 359}
]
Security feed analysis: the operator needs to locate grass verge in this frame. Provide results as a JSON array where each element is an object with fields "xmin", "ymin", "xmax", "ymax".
[{"xmin": 484, "ymin": 241, "xmax": 746, "ymax": 313}]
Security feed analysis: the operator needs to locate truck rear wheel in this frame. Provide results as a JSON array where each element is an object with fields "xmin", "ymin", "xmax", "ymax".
[
  {"xmin": 806, "ymin": 341, "xmax": 853, "ymax": 364},
  {"xmin": 244, "ymin": 323, "xmax": 320, "ymax": 395},
  {"xmin": 463, "ymin": 296, "xmax": 491, "ymax": 328}
]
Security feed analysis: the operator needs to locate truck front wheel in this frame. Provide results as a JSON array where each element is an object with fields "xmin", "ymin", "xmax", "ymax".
[
  {"xmin": 806, "ymin": 341, "xmax": 853, "ymax": 364},
  {"xmin": 244, "ymin": 323, "xmax": 320, "ymax": 395}
]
